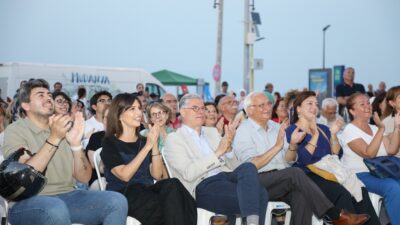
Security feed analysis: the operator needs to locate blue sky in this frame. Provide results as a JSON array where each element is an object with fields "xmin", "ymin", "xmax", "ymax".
[{"xmin": 0, "ymin": 0, "xmax": 399, "ymax": 96}]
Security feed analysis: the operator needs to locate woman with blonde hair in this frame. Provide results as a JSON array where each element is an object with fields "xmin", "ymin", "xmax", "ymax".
[{"xmin": 339, "ymin": 92, "xmax": 400, "ymax": 225}]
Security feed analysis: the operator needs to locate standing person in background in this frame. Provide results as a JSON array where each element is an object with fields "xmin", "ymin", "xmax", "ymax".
[
  {"xmin": 53, "ymin": 82, "xmax": 63, "ymax": 93},
  {"xmin": 374, "ymin": 81, "xmax": 386, "ymax": 96},
  {"xmin": 366, "ymin": 84, "xmax": 374, "ymax": 98},
  {"xmin": 220, "ymin": 81, "xmax": 229, "ymax": 95},
  {"xmin": 83, "ymin": 91, "xmax": 112, "ymax": 148},
  {"xmin": 136, "ymin": 83, "xmax": 144, "ymax": 95},
  {"xmin": 101, "ymin": 93, "xmax": 196, "ymax": 225},
  {"xmin": 335, "ymin": 67, "xmax": 365, "ymax": 116},
  {"xmin": 264, "ymin": 83, "xmax": 274, "ymax": 94},
  {"xmin": 238, "ymin": 89, "xmax": 247, "ymax": 111},
  {"xmin": 161, "ymin": 93, "xmax": 181, "ymax": 129}
]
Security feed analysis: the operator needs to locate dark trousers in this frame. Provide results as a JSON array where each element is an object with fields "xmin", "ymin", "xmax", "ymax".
[
  {"xmin": 307, "ymin": 173, "xmax": 381, "ymax": 225},
  {"xmin": 196, "ymin": 163, "xmax": 268, "ymax": 225},
  {"xmin": 121, "ymin": 178, "xmax": 197, "ymax": 225},
  {"xmin": 258, "ymin": 167, "xmax": 333, "ymax": 225}
]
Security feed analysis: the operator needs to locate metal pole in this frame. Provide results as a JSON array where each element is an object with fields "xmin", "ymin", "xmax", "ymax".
[
  {"xmin": 243, "ymin": 0, "xmax": 250, "ymax": 93},
  {"xmin": 322, "ymin": 30, "xmax": 326, "ymax": 69},
  {"xmin": 214, "ymin": 0, "xmax": 224, "ymax": 96},
  {"xmin": 322, "ymin": 25, "xmax": 330, "ymax": 69}
]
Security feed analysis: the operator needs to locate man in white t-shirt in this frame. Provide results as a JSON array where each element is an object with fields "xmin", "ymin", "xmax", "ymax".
[{"xmin": 82, "ymin": 91, "xmax": 112, "ymax": 148}]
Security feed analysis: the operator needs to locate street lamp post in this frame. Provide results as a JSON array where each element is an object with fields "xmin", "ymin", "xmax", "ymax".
[{"xmin": 322, "ymin": 24, "xmax": 330, "ymax": 69}]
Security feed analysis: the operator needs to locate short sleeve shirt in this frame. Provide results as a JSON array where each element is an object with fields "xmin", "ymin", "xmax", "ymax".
[
  {"xmin": 2, "ymin": 118, "xmax": 75, "ymax": 195},
  {"xmin": 101, "ymin": 135, "xmax": 153, "ymax": 191},
  {"xmin": 339, "ymin": 123, "xmax": 387, "ymax": 173},
  {"xmin": 335, "ymin": 83, "xmax": 366, "ymax": 98}
]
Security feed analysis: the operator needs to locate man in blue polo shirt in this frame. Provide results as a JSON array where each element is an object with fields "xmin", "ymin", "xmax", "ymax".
[{"xmin": 335, "ymin": 67, "xmax": 365, "ymax": 115}]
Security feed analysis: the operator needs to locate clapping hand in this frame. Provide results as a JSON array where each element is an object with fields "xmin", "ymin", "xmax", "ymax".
[
  {"xmin": 290, "ymin": 127, "xmax": 306, "ymax": 145},
  {"xmin": 66, "ymin": 112, "xmax": 85, "ymax": 146},
  {"xmin": 330, "ymin": 118, "xmax": 345, "ymax": 135},
  {"xmin": 373, "ymin": 112, "xmax": 385, "ymax": 130},
  {"xmin": 146, "ymin": 124, "xmax": 160, "ymax": 149}
]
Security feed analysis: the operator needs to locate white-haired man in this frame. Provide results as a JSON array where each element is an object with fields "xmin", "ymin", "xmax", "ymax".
[
  {"xmin": 317, "ymin": 98, "xmax": 343, "ymax": 128},
  {"xmin": 233, "ymin": 91, "xmax": 369, "ymax": 225}
]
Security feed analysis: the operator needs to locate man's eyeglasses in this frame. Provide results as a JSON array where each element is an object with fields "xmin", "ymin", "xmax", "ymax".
[
  {"xmin": 183, "ymin": 106, "xmax": 206, "ymax": 113},
  {"xmin": 97, "ymin": 99, "xmax": 112, "ymax": 104},
  {"xmin": 249, "ymin": 102, "xmax": 272, "ymax": 110},
  {"xmin": 151, "ymin": 111, "xmax": 167, "ymax": 118}
]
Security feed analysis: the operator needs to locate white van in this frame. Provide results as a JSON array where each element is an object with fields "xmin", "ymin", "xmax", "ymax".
[{"xmin": 0, "ymin": 62, "xmax": 166, "ymax": 100}]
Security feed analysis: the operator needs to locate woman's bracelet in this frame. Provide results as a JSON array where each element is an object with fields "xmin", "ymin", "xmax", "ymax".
[
  {"xmin": 70, "ymin": 145, "xmax": 83, "ymax": 152},
  {"xmin": 45, "ymin": 139, "xmax": 59, "ymax": 149},
  {"xmin": 331, "ymin": 139, "xmax": 339, "ymax": 145},
  {"xmin": 306, "ymin": 142, "xmax": 317, "ymax": 148},
  {"xmin": 288, "ymin": 146, "xmax": 297, "ymax": 151}
]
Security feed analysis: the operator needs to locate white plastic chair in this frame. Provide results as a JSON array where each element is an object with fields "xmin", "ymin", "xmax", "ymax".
[
  {"xmin": 93, "ymin": 148, "xmax": 141, "ymax": 225},
  {"xmin": 265, "ymin": 201, "xmax": 291, "ymax": 225}
]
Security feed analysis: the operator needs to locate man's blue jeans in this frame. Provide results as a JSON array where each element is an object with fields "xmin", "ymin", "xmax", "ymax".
[
  {"xmin": 196, "ymin": 163, "xmax": 268, "ymax": 225},
  {"xmin": 8, "ymin": 190, "xmax": 128, "ymax": 225},
  {"xmin": 357, "ymin": 172, "xmax": 400, "ymax": 225}
]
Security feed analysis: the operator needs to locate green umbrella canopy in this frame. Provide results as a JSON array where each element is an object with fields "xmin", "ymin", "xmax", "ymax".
[{"xmin": 152, "ymin": 69, "xmax": 198, "ymax": 86}]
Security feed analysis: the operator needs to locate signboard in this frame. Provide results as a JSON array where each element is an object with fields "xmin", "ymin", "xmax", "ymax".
[
  {"xmin": 309, "ymin": 69, "xmax": 332, "ymax": 105},
  {"xmin": 212, "ymin": 64, "xmax": 221, "ymax": 81}
]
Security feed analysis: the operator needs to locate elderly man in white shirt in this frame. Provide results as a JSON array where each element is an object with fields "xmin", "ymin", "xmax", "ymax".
[
  {"xmin": 317, "ymin": 98, "xmax": 343, "ymax": 128},
  {"xmin": 233, "ymin": 91, "xmax": 369, "ymax": 225}
]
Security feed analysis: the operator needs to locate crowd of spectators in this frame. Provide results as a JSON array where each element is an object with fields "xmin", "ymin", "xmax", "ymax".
[{"xmin": 0, "ymin": 67, "xmax": 399, "ymax": 225}]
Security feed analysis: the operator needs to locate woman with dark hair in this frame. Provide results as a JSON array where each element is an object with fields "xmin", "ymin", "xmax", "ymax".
[
  {"xmin": 382, "ymin": 86, "xmax": 400, "ymax": 135},
  {"xmin": 369, "ymin": 92, "xmax": 387, "ymax": 125},
  {"xmin": 53, "ymin": 91, "xmax": 72, "ymax": 115},
  {"xmin": 339, "ymin": 92, "xmax": 400, "ymax": 225},
  {"xmin": 271, "ymin": 98, "xmax": 288, "ymax": 123},
  {"xmin": 285, "ymin": 91, "xmax": 379, "ymax": 225},
  {"xmin": 204, "ymin": 102, "xmax": 224, "ymax": 134},
  {"xmin": 100, "ymin": 93, "xmax": 196, "ymax": 225}
]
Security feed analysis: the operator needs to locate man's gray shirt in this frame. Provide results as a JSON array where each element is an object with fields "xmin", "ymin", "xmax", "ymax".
[{"xmin": 233, "ymin": 118, "xmax": 292, "ymax": 172}]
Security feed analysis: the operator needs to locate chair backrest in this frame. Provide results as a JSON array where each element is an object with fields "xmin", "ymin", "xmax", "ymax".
[
  {"xmin": 161, "ymin": 152, "xmax": 174, "ymax": 178},
  {"xmin": 93, "ymin": 148, "xmax": 105, "ymax": 191}
]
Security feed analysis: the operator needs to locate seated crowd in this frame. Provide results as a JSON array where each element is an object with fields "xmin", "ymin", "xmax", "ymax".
[{"xmin": 0, "ymin": 76, "xmax": 399, "ymax": 225}]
